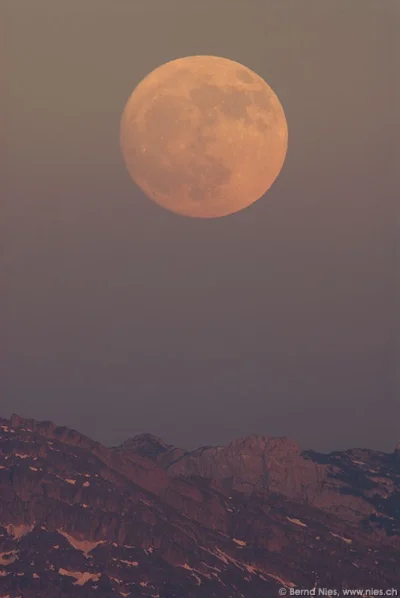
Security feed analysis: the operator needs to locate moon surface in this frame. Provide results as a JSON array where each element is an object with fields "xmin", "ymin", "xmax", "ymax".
[{"xmin": 120, "ymin": 55, "xmax": 288, "ymax": 218}]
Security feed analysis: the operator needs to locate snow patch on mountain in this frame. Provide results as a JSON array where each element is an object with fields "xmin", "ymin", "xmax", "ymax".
[
  {"xmin": 329, "ymin": 531, "xmax": 352, "ymax": 544},
  {"xmin": 57, "ymin": 530, "xmax": 105, "ymax": 557},
  {"xmin": 286, "ymin": 517, "xmax": 307, "ymax": 528},
  {"xmin": 6, "ymin": 524, "xmax": 34, "ymax": 539},
  {"xmin": 58, "ymin": 568, "xmax": 101, "ymax": 586}
]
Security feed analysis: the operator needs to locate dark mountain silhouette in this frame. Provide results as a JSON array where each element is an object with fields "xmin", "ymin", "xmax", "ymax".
[{"xmin": 0, "ymin": 414, "xmax": 398, "ymax": 597}]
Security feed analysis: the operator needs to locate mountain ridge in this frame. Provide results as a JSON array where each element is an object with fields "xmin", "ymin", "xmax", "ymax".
[{"xmin": 0, "ymin": 413, "xmax": 398, "ymax": 597}]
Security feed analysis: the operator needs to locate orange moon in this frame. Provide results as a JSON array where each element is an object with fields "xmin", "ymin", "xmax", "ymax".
[{"xmin": 120, "ymin": 55, "xmax": 288, "ymax": 218}]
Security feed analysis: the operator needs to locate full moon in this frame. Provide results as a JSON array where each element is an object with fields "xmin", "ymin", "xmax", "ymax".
[{"xmin": 120, "ymin": 55, "xmax": 288, "ymax": 218}]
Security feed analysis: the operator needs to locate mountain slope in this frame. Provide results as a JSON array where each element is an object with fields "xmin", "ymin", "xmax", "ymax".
[{"xmin": 0, "ymin": 414, "xmax": 398, "ymax": 597}]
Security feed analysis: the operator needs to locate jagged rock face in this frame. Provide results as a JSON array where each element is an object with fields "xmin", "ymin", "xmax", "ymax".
[
  {"xmin": 0, "ymin": 415, "xmax": 399, "ymax": 597},
  {"xmin": 167, "ymin": 435, "xmax": 304, "ymax": 495},
  {"xmin": 124, "ymin": 433, "xmax": 400, "ymax": 533}
]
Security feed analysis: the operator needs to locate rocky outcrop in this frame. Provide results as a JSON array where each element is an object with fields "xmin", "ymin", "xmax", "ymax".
[
  {"xmin": 0, "ymin": 414, "xmax": 399, "ymax": 597},
  {"xmin": 167, "ymin": 435, "xmax": 305, "ymax": 495},
  {"xmin": 120, "ymin": 432, "xmax": 400, "ymax": 536},
  {"xmin": 117, "ymin": 433, "xmax": 186, "ymax": 470}
]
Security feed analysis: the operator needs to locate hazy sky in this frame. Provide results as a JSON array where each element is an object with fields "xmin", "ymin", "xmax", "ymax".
[{"xmin": 3, "ymin": 0, "xmax": 399, "ymax": 452}]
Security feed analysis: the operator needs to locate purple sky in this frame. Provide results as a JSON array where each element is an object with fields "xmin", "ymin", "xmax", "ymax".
[{"xmin": 3, "ymin": 0, "xmax": 399, "ymax": 451}]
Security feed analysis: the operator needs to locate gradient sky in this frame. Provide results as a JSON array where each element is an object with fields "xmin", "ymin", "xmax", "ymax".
[{"xmin": 3, "ymin": 0, "xmax": 398, "ymax": 452}]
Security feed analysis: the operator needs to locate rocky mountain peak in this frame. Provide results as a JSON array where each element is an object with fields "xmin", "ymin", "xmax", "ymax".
[
  {"xmin": 118, "ymin": 432, "xmax": 171, "ymax": 456},
  {"xmin": 117, "ymin": 433, "xmax": 188, "ymax": 469},
  {"xmin": 158, "ymin": 433, "xmax": 304, "ymax": 495}
]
